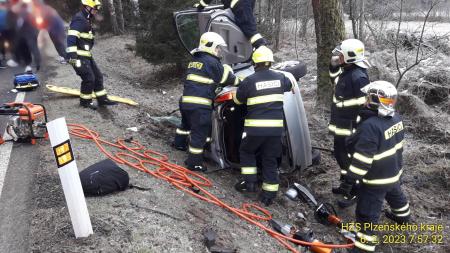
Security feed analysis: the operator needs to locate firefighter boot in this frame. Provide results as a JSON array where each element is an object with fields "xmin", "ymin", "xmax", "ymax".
[
  {"xmin": 260, "ymin": 191, "xmax": 276, "ymax": 207},
  {"xmin": 385, "ymin": 211, "xmax": 411, "ymax": 224},
  {"xmin": 337, "ymin": 182, "xmax": 357, "ymax": 208},
  {"xmin": 184, "ymin": 157, "xmax": 207, "ymax": 172},
  {"xmin": 80, "ymin": 99, "xmax": 98, "ymax": 110},
  {"xmin": 332, "ymin": 182, "xmax": 350, "ymax": 195},
  {"xmin": 234, "ymin": 180, "xmax": 257, "ymax": 193},
  {"xmin": 97, "ymin": 95, "xmax": 118, "ymax": 106}
]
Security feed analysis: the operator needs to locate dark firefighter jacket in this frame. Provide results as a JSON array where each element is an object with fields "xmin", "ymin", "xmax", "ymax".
[
  {"xmin": 202, "ymin": 0, "xmax": 262, "ymax": 45},
  {"xmin": 345, "ymin": 109, "xmax": 405, "ymax": 188},
  {"xmin": 328, "ymin": 65, "xmax": 370, "ymax": 137},
  {"xmin": 203, "ymin": 0, "xmax": 254, "ymax": 10},
  {"xmin": 66, "ymin": 9, "xmax": 95, "ymax": 60},
  {"xmin": 181, "ymin": 51, "xmax": 239, "ymax": 110},
  {"xmin": 233, "ymin": 69, "xmax": 293, "ymax": 136}
]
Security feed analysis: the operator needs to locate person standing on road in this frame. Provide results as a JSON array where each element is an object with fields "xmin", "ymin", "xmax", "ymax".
[
  {"xmin": 232, "ymin": 46, "xmax": 293, "ymax": 206},
  {"xmin": 343, "ymin": 81, "xmax": 410, "ymax": 253},
  {"xmin": 194, "ymin": 0, "xmax": 267, "ymax": 49},
  {"xmin": 66, "ymin": 0, "xmax": 116, "ymax": 110},
  {"xmin": 8, "ymin": 0, "xmax": 41, "ymax": 72},
  {"xmin": 173, "ymin": 32, "xmax": 240, "ymax": 172},
  {"xmin": 328, "ymin": 39, "xmax": 371, "ymax": 208}
]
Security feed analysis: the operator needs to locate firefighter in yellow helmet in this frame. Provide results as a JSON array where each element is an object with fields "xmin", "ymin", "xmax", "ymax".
[
  {"xmin": 233, "ymin": 46, "xmax": 294, "ymax": 206},
  {"xmin": 66, "ymin": 0, "xmax": 117, "ymax": 110}
]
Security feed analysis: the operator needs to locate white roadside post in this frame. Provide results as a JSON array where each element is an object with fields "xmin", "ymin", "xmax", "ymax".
[{"xmin": 46, "ymin": 117, "xmax": 93, "ymax": 238}]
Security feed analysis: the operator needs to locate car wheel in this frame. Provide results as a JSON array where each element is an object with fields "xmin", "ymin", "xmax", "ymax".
[{"xmin": 272, "ymin": 61, "xmax": 307, "ymax": 80}]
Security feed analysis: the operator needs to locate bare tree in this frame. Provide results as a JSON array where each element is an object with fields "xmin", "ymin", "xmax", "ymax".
[
  {"xmin": 394, "ymin": 0, "xmax": 441, "ymax": 88},
  {"xmin": 358, "ymin": 0, "xmax": 365, "ymax": 40},
  {"xmin": 274, "ymin": 0, "xmax": 284, "ymax": 50},
  {"xmin": 311, "ymin": 0, "xmax": 346, "ymax": 105},
  {"xmin": 115, "ymin": 0, "xmax": 125, "ymax": 33},
  {"xmin": 349, "ymin": 0, "xmax": 365, "ymax": 40},
  {"xmin": 104, "ymin": 0, "xmax": 120, "ymax": 35}
]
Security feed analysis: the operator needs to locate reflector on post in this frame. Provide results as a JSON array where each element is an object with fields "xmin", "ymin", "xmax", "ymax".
[{"xmin": 46, "ymin": 117, "xmax": 93, "ymax": 238}]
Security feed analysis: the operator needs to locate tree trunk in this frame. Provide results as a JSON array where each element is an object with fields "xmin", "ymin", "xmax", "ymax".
[
  {"xmin": 115, "ymin": 0, "xmax": 125, "ymax": 33},
  {"xmin": 349, "ymin": 0, "xmax": 359, "ymax": 39},
  {"xmin": 274, "ymin": 0, "xmax": 284, "ymax": 51},
  {"xmin": 104, "ymin": 0, "xmax": 120, "ymax": 35},
  {"xmin": 311, "ymin": 0, "xmax": 346, "ymax": 105},
  {"xmin": 300, "ymin": 0, "xmax": 310, "ymax": 40},
  {"xmin": 358, "ymin": 0, "xmax": 365, "ymax": 41}
]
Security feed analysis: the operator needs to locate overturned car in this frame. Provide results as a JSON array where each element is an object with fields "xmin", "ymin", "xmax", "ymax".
[{"xmin": 174, "ymin": 5, "xmax": 315, "ymax": 173}]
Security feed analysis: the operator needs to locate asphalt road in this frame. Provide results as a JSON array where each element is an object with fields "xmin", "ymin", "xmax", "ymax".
[{"xmin": 0, "ymin": 65, "xmax": 44, "ymax": 253}]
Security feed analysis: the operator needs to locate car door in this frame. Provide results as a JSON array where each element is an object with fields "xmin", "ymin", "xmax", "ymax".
[{"xmin": 173, "ymin": 6, "xmax": 252, "ymax": 65}]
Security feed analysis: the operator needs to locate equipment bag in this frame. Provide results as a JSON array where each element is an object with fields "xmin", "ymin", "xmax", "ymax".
[
  {"xmin": 79, "ymin": 159, "xmax": 130, "ymax": 196},
  {"xmin": 14, "ymin": 72, "xmax": 40, "ymax": 91}
]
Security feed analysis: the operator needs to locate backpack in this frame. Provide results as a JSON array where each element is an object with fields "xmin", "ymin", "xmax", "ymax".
[
  {"xmin": 14, "ymin": 72, "xmax": 40, "ymax": 91},
  {"xmin": 79, "ymin": 159, "xmax": 131, "ymax": 196}
]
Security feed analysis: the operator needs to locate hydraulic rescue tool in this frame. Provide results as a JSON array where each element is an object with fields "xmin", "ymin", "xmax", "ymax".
[
  {"xmin": 285, "ymin": 183, "xmax": 356, "ymax": 242},
  {"xmin": 286, "ymin": 183, "xmax": 342, "ymax": 226},
  {"xmin": 0, "ymin": 102, "xmax": 48, "ymax": 144},
  {"xmin": 269, "ymin": 219, "xmax": 331, "ymax": 253}
]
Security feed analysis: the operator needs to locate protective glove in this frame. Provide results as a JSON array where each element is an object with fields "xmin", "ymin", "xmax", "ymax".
[
  {"xmin": 68, "ymin": 58, "xmax": 81, "ymax": 68},
  {"xmin": 193, "ymin": 1, "xmax": 208, "ymax": 10}
]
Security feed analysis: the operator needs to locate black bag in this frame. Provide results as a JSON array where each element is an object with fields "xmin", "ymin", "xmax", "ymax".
[{"xmin": 79, "ymin": 159, "xmax": 130, "ymax": 196}]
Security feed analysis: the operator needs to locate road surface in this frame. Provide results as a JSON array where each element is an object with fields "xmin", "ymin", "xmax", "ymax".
[{"xmin": 0, "ymin": 65, "xmax": 45, "ymax": 253}]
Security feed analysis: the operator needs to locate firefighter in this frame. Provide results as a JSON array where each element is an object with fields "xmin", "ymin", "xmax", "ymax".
[
  {"xmin": 173, "ymin": 32, "xmax": 240, "ymax": 172},
  {"xmin": 328, "ymin": 39, "xmax": 371, "ymax": 207},
  {"xmin": 232, "ymin": 46, "xmax": 293, "ymax": 206},
  {"xmin": 343, "ymin": 81, "xmax": 410, "ymax": 252},
  {"xmin": 66, "ymin": 0, "xmax": 116, "ymax": 110},
  {"xmin": 194, "ymin": 0, "xmax": 267, "ymax": 48}
]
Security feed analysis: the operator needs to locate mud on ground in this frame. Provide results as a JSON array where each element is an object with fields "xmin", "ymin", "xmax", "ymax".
[{"xmin": 30, "ymin": 35, "xmax": 449, "ymax": 253}]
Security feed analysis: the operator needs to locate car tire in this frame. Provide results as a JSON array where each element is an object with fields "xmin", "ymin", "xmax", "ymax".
[{"xmin": 273, "ymin": 61, "xmax": 307, "ymax": 80}]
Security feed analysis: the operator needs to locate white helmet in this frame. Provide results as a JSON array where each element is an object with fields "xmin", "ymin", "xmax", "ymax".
[
  {"xmin": 196, "ymin": 32, "xmax": 227, "ymax": 57},
  {"xmin": 333, "ymin": 39, "xmax": 370, "ymax": 69},
  {"xmin": 361, "ymin": 81, "xmax": 398, "ymax": 117}
]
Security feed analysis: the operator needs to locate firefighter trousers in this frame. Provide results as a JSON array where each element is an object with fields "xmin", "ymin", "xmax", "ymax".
[
  {"xmin": 178, "ymin": 106, "xmax": 212, "ymax": 167},
  {"xmin": 334, "ymin": 136, "xmax": 351, "ymax": 180},
  {"xmin": 240, "ymin": 135, "xmax": 281, "ymax": 198},
  {"xmin": 232, "ymin": 0, "xmax": 256, "ymax": 39},
  {"xmin": 74, "ymin": 58, "xmax": 106, "ymax": 103},
  {"xmin": 352, "ymin": 183, "xmax": 410, "ymax": 252}
]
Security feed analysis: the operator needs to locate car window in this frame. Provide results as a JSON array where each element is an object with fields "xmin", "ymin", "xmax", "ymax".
[{"xmin": 175, "ymin": 13, "xmax": 201, "ymax": 53}]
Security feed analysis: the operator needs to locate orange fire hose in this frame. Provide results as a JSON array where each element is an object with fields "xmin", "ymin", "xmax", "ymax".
[{"xmin": 68, "ymin": 123, "xmax": 354, "ymax": 252}]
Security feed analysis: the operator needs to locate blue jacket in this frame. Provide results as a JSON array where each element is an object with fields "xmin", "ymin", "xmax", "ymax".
[
  {"xmin": 66, "ymin": 9, "xmax": 95, "ymax": 59},
  {"xmin": 181, "ymin": 52, "xmax": 239, "ymax": 110}
]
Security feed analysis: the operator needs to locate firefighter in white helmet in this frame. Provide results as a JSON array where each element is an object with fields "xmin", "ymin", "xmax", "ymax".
[
  {"xmin": 344, "ymin": 81, "xmax": 410, "ymax": 252},
  {"xmin": 173, "ymin": 32, "xmax": 240, "ymax": 172},
  {"xmin": 328, "ymin": 39, "xmax": 371, "ymax": 208}
]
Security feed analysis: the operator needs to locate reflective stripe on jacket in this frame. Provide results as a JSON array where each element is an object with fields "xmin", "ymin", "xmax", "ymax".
[
  {"xmin": 67, "ymin": 10, "xmax": 95, "ymax": 59},
  {"xmin": 182, "ymin": 52, "xmax": 239, "ymax": 110},
  {"xmin": 235, "ymin": 69, "xmax": 292, "ymax": 136},
  {"xmin": 328, "ymin": 65, "xmax": 370, "ymax": 137},
  {"xmin": 346, "ymin": 110, "xmax": 405, "ymax": 187}
]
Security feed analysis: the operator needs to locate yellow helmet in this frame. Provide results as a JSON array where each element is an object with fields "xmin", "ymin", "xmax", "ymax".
[
  {"xmin": 252, "ymin": 46, "xmax": 274, "ymax": 64},
  {"xmin": 81, "ymin": 0, "xmax": 102, "ymax": 9}
]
